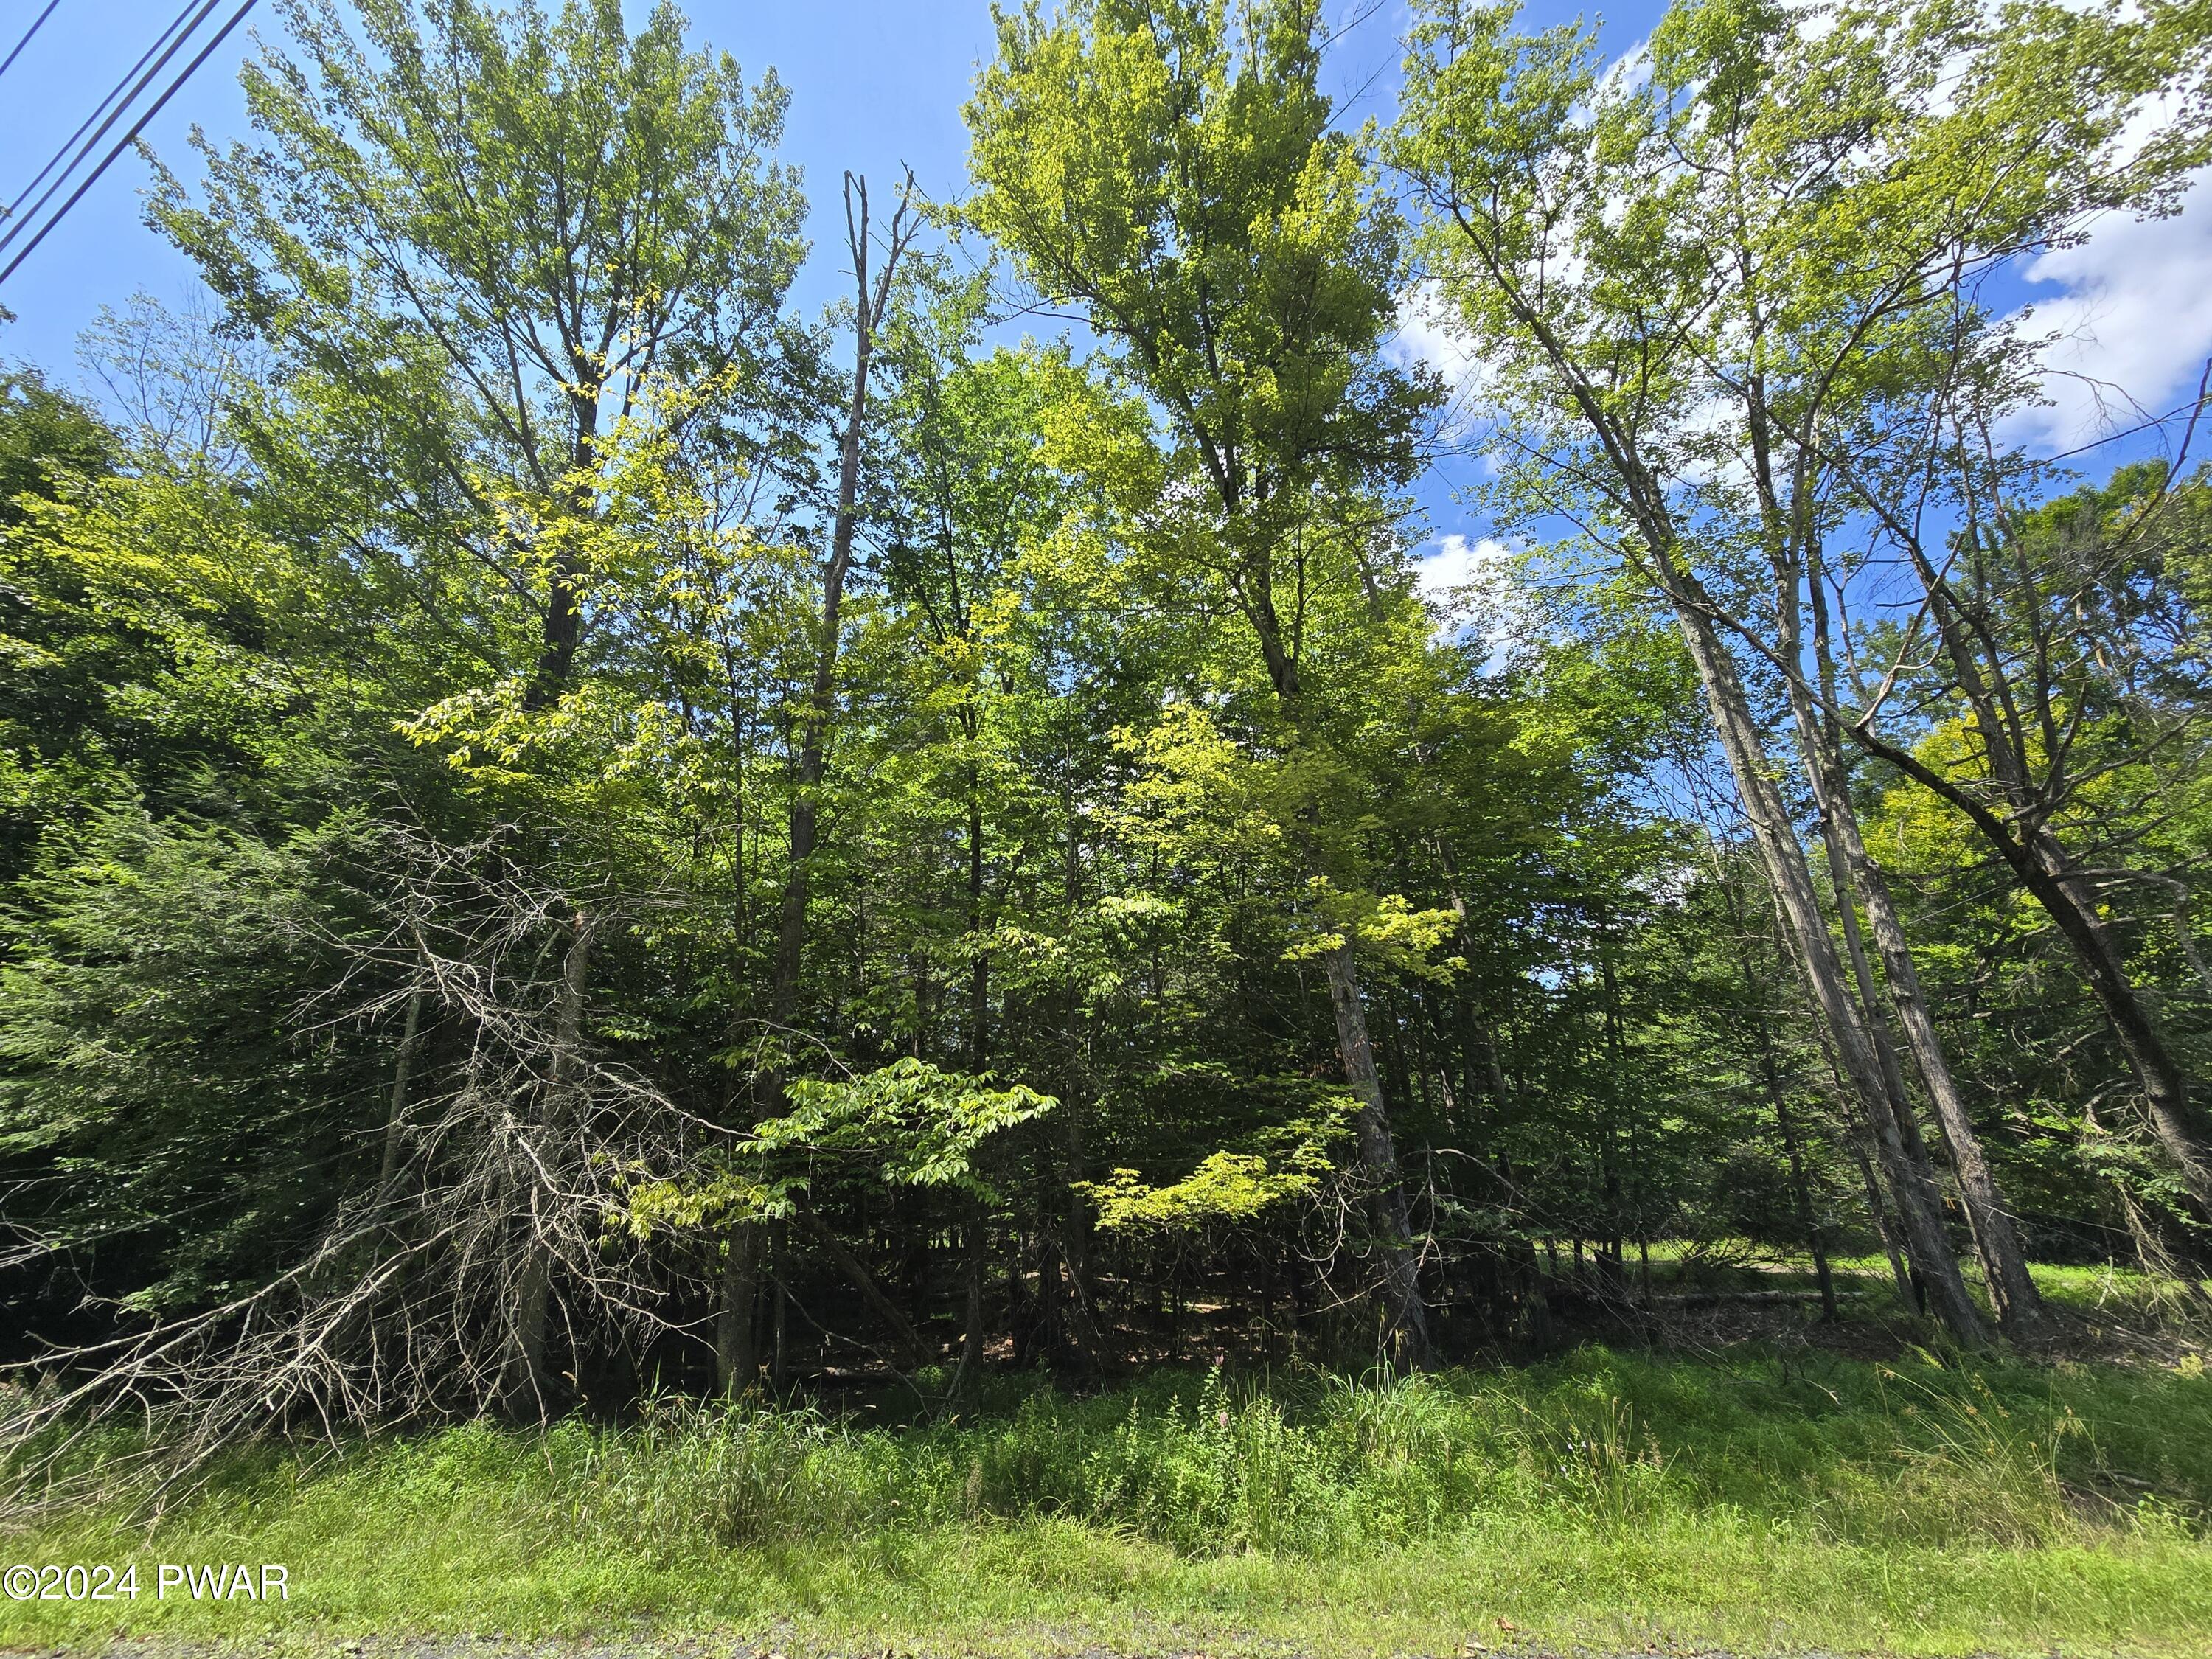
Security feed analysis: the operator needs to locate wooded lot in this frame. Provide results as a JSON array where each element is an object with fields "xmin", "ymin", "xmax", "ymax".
[{"xmin": 1, "ymin": 0, "xmax": 2210, "ymax": 1490}]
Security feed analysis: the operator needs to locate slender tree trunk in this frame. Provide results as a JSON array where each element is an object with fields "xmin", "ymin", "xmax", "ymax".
[
  {"xmin": 771, "ymin": 1220, "xmax": 789, "ymax": 1388},
  {"xmin": 771, "ymin": 174, "xmax": 915, "ymax": 1037},
  {"xmin": 1432, "ymin": 835, "xmax": 1505, "ymax": 1157},
  {"xmin": 1658, "ymin": 571, "xmax": 1989, "ymax": 1343},
  {"xmin": 1055, "ymin": 830, "xmax": 1106, "ymax": 1370},
  {"xmin": 796, "ymin": 1207, "xmax": 932, "ymax": 1372},
  {"xmin": 1719, "ymin": 860, "xmax": 1838, "ymax": 1319},
  {"xmin": 514, "ymin": 910, "xmax": 594, "ymax": 1412},
  {"xmin": 1764, "ymin": 1046, "xmax": 1838, "ymax": 1324},
  {"xmin": 955, "ymin": 1197, "xmax": 987, "ymax": 1389},
  {"xmin": 1322, "ymin": 942, "xmax": 1433, "ymax": 1368},
  {"xmin": 375, "ymin": 985, "xmax": 425, "ymax": 1206},
  {"xmin": 526, "ymin": 396, "xmax": 602, "ymax": 708},
  {"xmin": 968, "ymin": 790, "xmax": 989, "ymax": 1070},
  {"xmin": 1784, "ymin": 560, "xmax": 2044, "ymax": 1335},
  {"xmin": 1780, "ymin": 858, "xmax": 1921, "ymax": 1313},
  {"xmin": 1243, "ymin": 581, "xmax": 1430, "ymax": 1364},
  {"xmin": 1597, "ymin": 937, "xmax": 1630, "ymax": 1293}
]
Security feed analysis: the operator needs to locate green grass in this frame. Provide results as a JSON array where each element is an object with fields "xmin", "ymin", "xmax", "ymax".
[
  {"xmin": 1605, "ymin": 1245, "xmax": 2212, "ymax": 1339},
  {"xmin": 5, "ymin": 1338, "xmax": 2212, "ymax": 1657}
]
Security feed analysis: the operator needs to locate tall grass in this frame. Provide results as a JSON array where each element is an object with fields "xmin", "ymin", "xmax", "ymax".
[
  {"xmin": 5, "ymin": 1345, "xmax": 2209, "ymax": 1652},
  {"xmin": 72, "ymin": 1343, "xmax": 2200, "ymax": 1559}
]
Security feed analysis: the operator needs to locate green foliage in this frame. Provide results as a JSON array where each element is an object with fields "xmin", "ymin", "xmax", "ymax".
[
  {"xmin": 766, "ymin": 1060, "xmax": 1057, "ymax": 1189},
  {"xmin": 1080, "ymin": 1097, "xmax": 1348, "ymax": 1231},
  {"xmin": 0, "ymin": 808, "xmax": 368, "ymax": 1309},
  {"xmin": 620, "ymin": 1060, "xmax": 1057, "ymax": 1237},
  {"xmin": 0, "ymin": 369, "xmax": 112, "ymax": 526}
]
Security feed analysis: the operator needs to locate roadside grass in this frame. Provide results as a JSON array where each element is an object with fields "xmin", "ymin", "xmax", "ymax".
[{"xmin": 4, "ymin": 1340, "xmax": 2211, "ymax": 1655}]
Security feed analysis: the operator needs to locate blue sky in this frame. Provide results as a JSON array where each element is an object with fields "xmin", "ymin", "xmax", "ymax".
[
  {"xmin": 2, "ymin": 0, "xmax": 2206, "ymax": 594},
  {"xmin": 0, "ymin": 0, "xmax": 1534, "ymax": 354}
]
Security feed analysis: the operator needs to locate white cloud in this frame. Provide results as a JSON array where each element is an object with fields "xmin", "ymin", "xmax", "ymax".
[
  {"xmin": 1390, "ymin": 285, "xmax": 1500, "ymax": 456},
  {"xmin": 2005, "ymin": 176, "xmax": 2212, "ymax": 453},
  {"xmin": 1594, "ymin": 35, "xmax": 1654, "ymax": 100},
  {"xmin": 1416, "ymin": 532, "xmax": 1512, "ymax": 603},
  {"xmin": 1416, "ymin": 532, "xmax": 1526, "ymax": 668},
  {"xmin": 1390, "ymin": 285, "xmax": 1483, "ymax": 392}
]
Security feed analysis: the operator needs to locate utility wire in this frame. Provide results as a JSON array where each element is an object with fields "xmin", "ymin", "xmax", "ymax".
[
  {"xmin": 0, "ymin": 0, "xmax": 256, "ymax": 288},
  {"xmin": 0, "ymin": 0, "xmax": 211, "ymax": 253},
  {"xmin": 0, "ymin": 0, "xmax": 63, "ymax": 83}
]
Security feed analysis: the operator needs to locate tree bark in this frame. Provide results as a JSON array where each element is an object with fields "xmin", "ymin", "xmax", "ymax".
[
  {"xmin": 1722, "ymin": 872, "xmax": 1838, "ymax": 1321},
  {"xmin": 1425, "ymin": 214, "xmax": 1984, "ymax": 1338},
  {"xmin": 526, "ymin": 393, "xmax": 601, "ymax": 708},
  {"xmin": 1778, "ymin": 557, "xmax": 2045, "ymax": 1335},
  {"xmin": 958, "ymin": 1197, "xmax": 988, "ymax": 1388},
  {"xmin": 1322, "ymin": 941, "xmax": 1433, "ymax": 1368},
  {"xmin": 716, "ymin": 1221, "xmax": 761, "ymax": 1394},
  {"xmin": 770, "ymin": 174, "xmax": 915, "ymax": 1036},
  {"xmin": 1658, "ymin": 569, "xmax": 1989, "ymax": 1343},
  {"xmin": 514, "ymin": 909, "xmax": 594, "ymax": 1412}
]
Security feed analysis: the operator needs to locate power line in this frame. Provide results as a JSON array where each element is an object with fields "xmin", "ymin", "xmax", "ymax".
[
  {"xmin": 0, "ymin": 0, "xmax": 226, "ymax": 262},
  {"xmin": 0, "ymin": 0, "xmax": 257, "ymax": 288},
  {"xmin": 0, "ymin": 0, "xmax": 214, "ymax": 257},
  {"xmin": 0, "ymin": 0, "xmax": 63, "ymax": 83}
]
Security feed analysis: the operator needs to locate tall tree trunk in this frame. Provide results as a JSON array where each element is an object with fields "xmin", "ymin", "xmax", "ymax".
[
  {"xmin": 1657, "ymin": 568, "xmax": 1989, "ymax": 1343},
  {"xmin": 753, "ymin": 181, "xmax": 917, "ymax": 1396},
  {"xmin": 1439, "ymin": 254, "xmax": 1982, "ymax": 1336},
  {"xmin": 1783, "ymin": 555, "xmax": 2044, "ymax": 1335},
  {"xmin": 771, "ymin": 1219, "xmax": 789, "ymax": 1389},
  {"xmin": 1772, "ymin": 1062, "xmax": 1839, "ymax": 1323},
  {"xmin": 969, "ymin": 790, "xmax": 989, "ymax": 1070},
  {"xmin": 958, "ymin": 1197, "xmax": 987, "ymax": 1388},
  {"xmin": 1322, "ymin": 942, "xmax": 1433, "ymax": 1368},
  {"xmin": 526, "ymin": 395, "xmax": 602, "ymax": 708},
  {"xmin": 770, "ymin": 173, "xmax": 917, "ymax": 1036},
  {"xmin": 1431, "ymin": 835, "xmax": 1504, "ymax": 1148},
  {"xmin": 1823, "ymin": 779, "xmax": 2045, "ymax": 1333},
  {"xmin": 1052, "ymin": 826, "xmax": 1109, "ymax": 1371},
  {"xmin": 1596, "ymin": 935, "xmax": 1630, "ymax": 1291},
  {"xmin": 1718, "ymin": 853, "xmax": 1837, "ymax": 1319},
  {"xmin": 1247, "ymin": 572, "xmax": 1430, "ymax": 1365}
]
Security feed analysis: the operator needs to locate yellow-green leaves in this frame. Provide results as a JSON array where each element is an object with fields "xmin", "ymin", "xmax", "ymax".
[
  {"xmin": 1080, "ymin": 1149, "xmax": 1320, "ymax": 1228},
  {"xmin": 1078, "ymin": 1101, "xmax": 1349, "ymax": 1231},
  {"xmin": 766, "ymin": 1058, "xmax": 1059, "ymax": 1193},
  {"xmin": 616, "ymin": 1060, "xmax": 1060, "ymax": 1240},
  {"xmin": 1284, "ymin": 878, "xmax": 1464, "ymax": 982},
  {"xmin": 966, "ymin": 0, "xmax": 1434, "ymax": 588}
]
